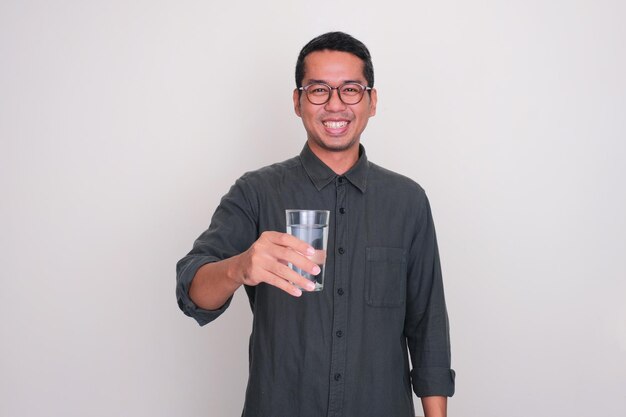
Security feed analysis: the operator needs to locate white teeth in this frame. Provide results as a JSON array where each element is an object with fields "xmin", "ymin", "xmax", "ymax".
[{"xmin": 324, "ymin": 121, "xmax": 348, "ymax": 129}]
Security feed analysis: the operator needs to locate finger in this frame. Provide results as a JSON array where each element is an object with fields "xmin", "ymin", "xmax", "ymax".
[
  {"xmin": 275, "ymin": 246, "xmax": 320, "ymax": 277},
  {"xmin": 269, "ymin": 262, "xmax": 317, "ymax": 292},
  {"xmin": 309, "ymin": 249, "xmax": 326, "ymax": 265},
  {"xmin": 264, "ymin": 271, "xmax": 304, "ymax": 297},
  {"xmin": 249, "ymin": 252, "xmax": 316, "ymax": 292},
  {"xmin": 267, "ymin": 232, "xmax": 316, "ymax": 257}
]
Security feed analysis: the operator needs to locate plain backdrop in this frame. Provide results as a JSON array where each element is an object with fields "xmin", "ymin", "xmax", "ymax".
[{"xmin": 1, "ymin": 1, "xmax": 625, "ymax": 416}]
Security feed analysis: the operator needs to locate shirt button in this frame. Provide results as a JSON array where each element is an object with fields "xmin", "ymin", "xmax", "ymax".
[
  {"xmin": 339, "ymin": 207, "xmax": 346, "ymax": 214},
  {"xmin": 334, "ymin": 373, "xmax": 342, "ymax": 381},
  {"xmin": 338, "ymin": 177, "xmax": 344, "ymax": 183},
  {"xmin": 338, "ymin": 247, "xmax": 345, "ymax": 255},
  {"xmin": 337, "ymin": 288, "xmax": 344, "ymax": 296},
  {"xmin": 336, "ymin": 330, "xmax": 343, "ymax": 337}
]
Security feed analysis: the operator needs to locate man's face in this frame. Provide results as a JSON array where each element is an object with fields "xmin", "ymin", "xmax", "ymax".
[{"xmin": 293, "ymin": 50, "xmax": 377, "ymax": 156}]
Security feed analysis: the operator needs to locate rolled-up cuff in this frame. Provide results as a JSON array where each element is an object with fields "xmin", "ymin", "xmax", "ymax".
[
  {"xmin": 176, "ymin": 256, "xmax": 233, "ymax": 326},
  {"xmin": 411, "ymin": 367, "xmax": 456, "ymax": 397}
]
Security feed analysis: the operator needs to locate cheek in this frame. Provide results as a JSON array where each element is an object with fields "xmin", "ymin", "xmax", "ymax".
[{"xmin": 302, "ymin": 108, "xmax": 320, "ymax": 123}]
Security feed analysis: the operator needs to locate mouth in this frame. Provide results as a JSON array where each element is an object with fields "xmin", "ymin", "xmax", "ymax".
[
  {"xmin": 322, "ymin": 119, "xmax": 350, "ymax": 135},
  {"xmin": 323, "ymin": 120, "xmax": 349, "ymax": 129}
]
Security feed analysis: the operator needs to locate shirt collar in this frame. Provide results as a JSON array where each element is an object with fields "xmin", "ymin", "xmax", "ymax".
[{"xmin": 299, "ymin": 142, "xmax": 369, "ymax": 193}]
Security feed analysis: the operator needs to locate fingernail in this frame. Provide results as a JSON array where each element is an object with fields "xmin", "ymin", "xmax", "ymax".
[
  {"xmin": 294, "ymin": 288, "xmax": 303, "ymax": 297},
  {"xmin": 312, "ymin": 265, "xmax": 321, "ymax": 275},
  {"xmin": 307, "ymin": 282, "xmax": 316, "ymax": 291},
  {"xmin": 306, "ymin": 247, "xmax": 315, "ymax": 256}
]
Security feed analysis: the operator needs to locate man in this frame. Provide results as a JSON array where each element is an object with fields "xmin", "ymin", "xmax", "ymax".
[{"xmin": 176, "ymin": 32, "xmax": 455, "ymax": 417}]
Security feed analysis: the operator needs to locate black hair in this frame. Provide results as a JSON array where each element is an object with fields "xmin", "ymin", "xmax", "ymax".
[{"xmin": 295, "ymin": 31, "xmax": 374, "ymax": 88}]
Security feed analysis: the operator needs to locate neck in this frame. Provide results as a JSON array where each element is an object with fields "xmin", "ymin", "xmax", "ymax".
[{"xmin": 306, "ymin": 140, "xmax": 360, "ymax": 175}]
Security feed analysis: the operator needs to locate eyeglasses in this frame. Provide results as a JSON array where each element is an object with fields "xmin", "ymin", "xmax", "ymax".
[{"xmin": 298, "ymin": 82, "xmax": 372, "ymax": 105}]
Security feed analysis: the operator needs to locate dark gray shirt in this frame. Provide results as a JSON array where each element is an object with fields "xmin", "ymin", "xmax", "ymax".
[{"xmin": 176, "ymin": 144, "xmax": 455, "ymax": 417}]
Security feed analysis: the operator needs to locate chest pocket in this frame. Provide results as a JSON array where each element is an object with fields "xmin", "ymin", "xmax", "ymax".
[{"xmin": 365, "ymin": 247, "xmax": 407, "ymax": 307}]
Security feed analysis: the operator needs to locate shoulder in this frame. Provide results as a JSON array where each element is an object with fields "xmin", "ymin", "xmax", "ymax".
[
  {"xmin": 367, "ymin": 161, "xmax": 434, "ymax": 228},
  {"xmin": 367, "ymin": 161, "xmax": 426, "ymax": 200},
  {"xmin": 236, "ymin": 155, "xmax": 301, "ymax": 186},
  {"xmin": 220, "ymin": 155, "xmax": 301, "ymax": 216}
]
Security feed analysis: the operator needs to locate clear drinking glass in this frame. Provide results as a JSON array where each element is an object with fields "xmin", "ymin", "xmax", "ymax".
[{"xmin": 285, "ymin": 209, "xmax": 330, "ymax": 291}]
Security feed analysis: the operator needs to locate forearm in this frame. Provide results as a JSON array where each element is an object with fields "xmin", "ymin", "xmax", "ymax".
[
  {"xmin": 189, "ymin": 255, "xmax": 244, "ymax": 310},
  {"xmin": 421, "ymin": 396, "xmax": 447, "ymax": 417}
]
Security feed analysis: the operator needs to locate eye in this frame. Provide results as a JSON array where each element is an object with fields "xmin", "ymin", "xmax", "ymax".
[
  {"xmin": 340, "ymin": 84, "xmax": 362, "ymax": 95},
  {"xmin": 307, "ymin": 84, "xmax": 330, "ymax": 95}
]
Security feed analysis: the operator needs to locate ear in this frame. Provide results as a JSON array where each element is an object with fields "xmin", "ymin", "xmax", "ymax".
[
  {"xmin": 293, "ymin": 89, "xmax": 302, "ymax": 117},
  {"xmin": 368, "ymin": 88, "xmax": 378, "ymax": 117}
]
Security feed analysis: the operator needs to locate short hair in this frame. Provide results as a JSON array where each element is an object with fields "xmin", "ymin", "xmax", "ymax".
[{"xmin": 295, "ymin": 31, "xmax": 374, "ymax": 88}]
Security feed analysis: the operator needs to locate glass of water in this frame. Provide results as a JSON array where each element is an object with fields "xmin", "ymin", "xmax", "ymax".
[{"xmin": 285, "ymin": 209, "xmax": 330, "ymax": 291}]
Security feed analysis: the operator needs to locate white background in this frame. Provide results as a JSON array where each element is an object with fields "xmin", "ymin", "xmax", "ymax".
[{"xmin": 1, "ymin": 1, "xmax": 625, "ymax": 416}]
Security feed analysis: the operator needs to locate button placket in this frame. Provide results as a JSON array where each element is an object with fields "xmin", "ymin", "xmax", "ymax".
[{"xmin": 328, "ymin": 176, "xmax": 348, "ymax": 415}]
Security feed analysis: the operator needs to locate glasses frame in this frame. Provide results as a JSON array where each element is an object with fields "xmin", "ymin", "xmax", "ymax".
[{"xmin": 298, "ymin": 82, "xmax": 373, "ymax": 105}]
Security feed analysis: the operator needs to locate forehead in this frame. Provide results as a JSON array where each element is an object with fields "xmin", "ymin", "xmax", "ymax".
[{"xmin": 302, "ymin": 50, "xmax": 366, "ymax": 83}]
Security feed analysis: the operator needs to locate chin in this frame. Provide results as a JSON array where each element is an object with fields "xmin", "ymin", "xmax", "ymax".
[{"xmin": 315, "ymin": 136, "xmax": 358, "ymax": 152}]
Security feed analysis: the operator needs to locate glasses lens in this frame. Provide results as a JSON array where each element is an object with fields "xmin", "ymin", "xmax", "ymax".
[
  {"xmin": 339, "ymin": 83, "xmax": 365, "ymax": 104},
  {"xmin": 306, "ymin": 84, "xmax": 331, "ymax": 104}
]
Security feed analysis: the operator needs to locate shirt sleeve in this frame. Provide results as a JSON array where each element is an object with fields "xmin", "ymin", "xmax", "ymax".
[
  {"xmin": 404, "ymin": 190, "xmax": 456, "ymax": 397},
  {"xmin": 176, "ymin": 177, "xmax": 259, "ymax": 326}
]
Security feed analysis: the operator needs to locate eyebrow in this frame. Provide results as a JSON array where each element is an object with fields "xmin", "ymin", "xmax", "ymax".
[{"xmin": 306, "ymin": 79, "xmax": 366, "ymax": 85}]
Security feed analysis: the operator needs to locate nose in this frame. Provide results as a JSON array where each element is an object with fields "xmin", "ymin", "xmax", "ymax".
[{"xmin": 324, "ymin": 88, "xmax": 347, "ymax": 112}]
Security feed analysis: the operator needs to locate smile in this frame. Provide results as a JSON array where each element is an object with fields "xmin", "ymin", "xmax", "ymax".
[{"xmin": 323, "ymin": 121, "xmax": 349, "ymax": 129}]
